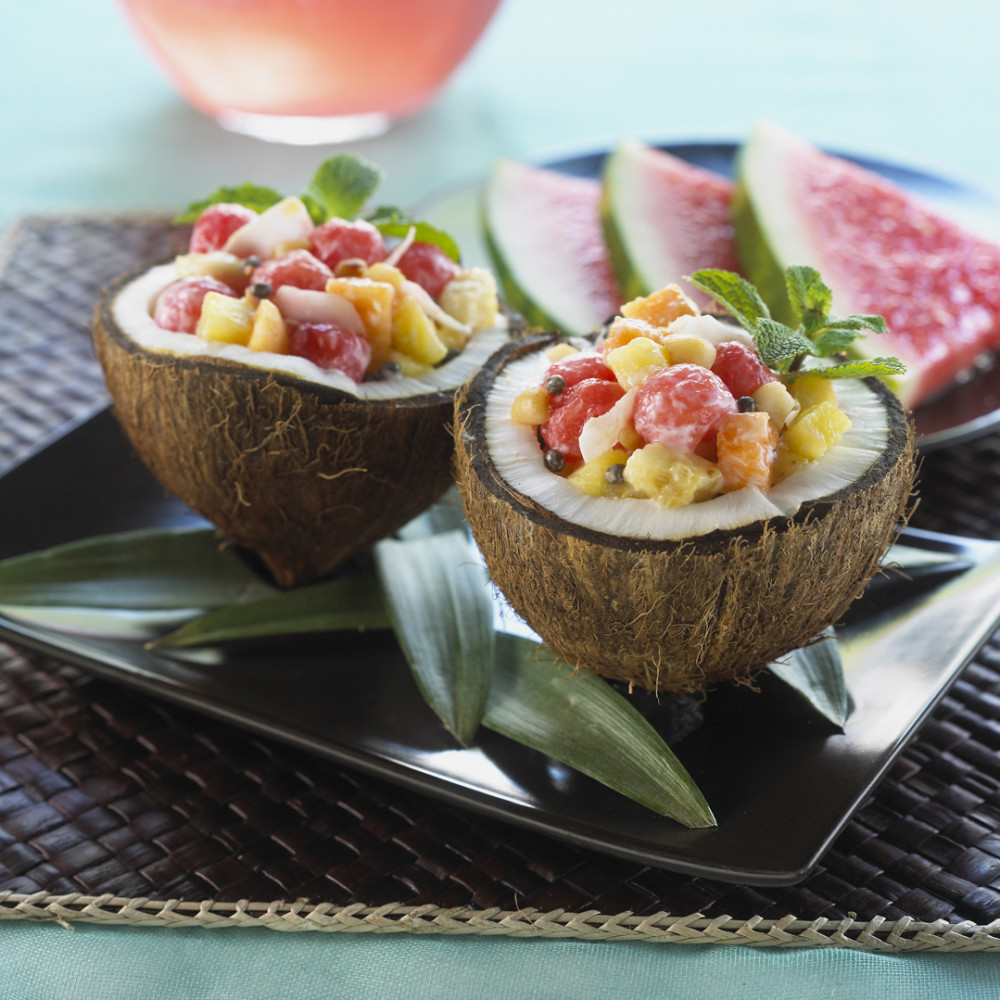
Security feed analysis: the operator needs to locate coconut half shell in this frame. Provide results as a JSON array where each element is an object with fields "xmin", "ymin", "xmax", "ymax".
[
  {"xmin": 94, "ymin": 262, "xmax": 509, "ymax": 587},
  {"xmin": 454, "ymin": 333, "xmax": 916, "ymax": 694}
]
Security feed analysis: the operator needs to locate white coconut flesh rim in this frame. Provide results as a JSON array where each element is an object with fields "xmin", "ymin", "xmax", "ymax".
[
  {"xmin": 113, "ymin": 264, "xmax": 510, "ymax": 401},
  {"xmin": 483, "ymin": 349, "xmax": 891, "ymax": 541}
]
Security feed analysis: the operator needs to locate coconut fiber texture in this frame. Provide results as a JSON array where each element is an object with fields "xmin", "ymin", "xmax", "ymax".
[
  {"xmin": 92, "ymin": 268, "xmax": 457, "ymax": 588},
  {"xmin": 454, "ymin": 333, "xmax": 916, "ymax": 694},
  {"xmin": 1, "ymin": 216, "xmax": 1000, "ymax": 944}
]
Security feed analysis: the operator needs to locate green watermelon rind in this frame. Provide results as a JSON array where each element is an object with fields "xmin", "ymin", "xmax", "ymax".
[
  {"xmin": 734, "ymin": 124, "xmax": 915, "ymax": 403},
  {"xmin": 599, "ymin": 143, "xmax": 649, "ymax": 302}
]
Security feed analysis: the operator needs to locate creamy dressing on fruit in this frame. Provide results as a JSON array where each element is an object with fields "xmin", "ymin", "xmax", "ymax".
[
  {"xmin": 115, "ymin": 195, "xmax": 509, "ymax": 399},
  {"xmin": 495, "ymin": 285, "xmax": 889, "ymax": 537}
]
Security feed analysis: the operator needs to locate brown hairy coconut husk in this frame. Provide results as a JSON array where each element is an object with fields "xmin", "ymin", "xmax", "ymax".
[
  {"xmin": 93, "ymin": 262, "xmax": 509, "ymax": 587},
  {"xmin": 454, "ymin": 332, "xmax": 916, "ymax": 695}
]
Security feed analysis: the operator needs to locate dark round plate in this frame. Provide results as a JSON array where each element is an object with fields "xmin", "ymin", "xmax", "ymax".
[{"xmin": 421, "ymin": 141, "xmax": 1000, "ymax": 452}]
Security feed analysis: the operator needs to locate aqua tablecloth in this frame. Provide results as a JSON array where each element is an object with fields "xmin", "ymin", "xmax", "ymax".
[{"xmin": 4, "ymin": 0, "xmax": 1000, "ymax": 995}]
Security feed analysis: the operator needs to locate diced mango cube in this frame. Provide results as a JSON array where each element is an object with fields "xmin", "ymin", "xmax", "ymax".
[
  {"xmin": 568, "ymin": 449, "xmax": 636, "ymax": 498},
  {"xmin": 325, "ymin": 277, "xmax": 396, "ymax": 369},
  {"xmin": 605, "ymin": 336, "xmax": 669, "ymax": 389},
  {"xmin": 782, "ymin": 402, "xmax": 852, "ymax": 461},
  {"xmin": 247, "ymin": 298, "xmax": 289, "ymax": 354},
  {"xmin": 438, "ymin": 267, "xmax": 499, "ymax": 330},
  {"xmin": 790, "ymin": 374, "xmax": 837, "ymax": 410},
  {"xmin": 621, "ymin": 284, "xmax": 698, "ymax": 328},
  {"xmin": 603, "ymin": 316, "xmax": 666, "ymax": 354},
  {"xmin": 511, "ymin": 385, "xmax": 550, "ymax": 425},
  {"xmin": 195, "ymin": 292, "xmax": 255, "ymax": 345},
  {"xmin": 624, "ymin": 443, "xmax": 723, "ymax": 508},
  {"xmin": 391, "ymin": 294, "xmax": 448, "ymax": 366},
  {"xmin": 716, "ymin": 411, "xmax": 777, "ymax": 492}
]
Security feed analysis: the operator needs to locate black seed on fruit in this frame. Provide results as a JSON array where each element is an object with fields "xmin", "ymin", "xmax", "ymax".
[
  {"xmin": 243, "ymin": 255, "xmax": 262, "ymax": 274},
  {"xmin": 251, "ymin": 281, "xmax": 273, "ymax": 300},
  {"xmin": 605, "ymin": 463, "xmax": 626, "ymax": 485},
  {"xmin": 544, "ymin": 449, "xmax": 565, "ymax": 473},
  {"xmin": 545, "ymin": 374, "xmax": 567, "ymax": 396},
  {"xmin": 737, "ymin": 395, "xmax": 757, "ymax": 412}
]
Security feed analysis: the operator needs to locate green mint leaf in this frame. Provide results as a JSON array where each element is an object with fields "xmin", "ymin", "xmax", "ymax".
[
  {"xmin": 788, "ymin": 356, "xmax": 907, "ymax": 380},
  {"xmin": 826, "ymin": 314, "xmax": 890, "ymax": 336},
  {"xmin": 302, "ymin": 154, "xmax": 384, "ymax": 224},
  {"xmin": 366, "ymin": 205, "xmax": 461, "ymax": 262},
  {"xmin": 173, "ymin": 184, "xmax": 283, "ymax": 223},
  {"xmin": 753, "ymin": 317, "xmax": 816, "ymax": 369},
  {"xmin": 686, "ymin": 269, "xmax": 771, "ymax": 331},
  {"xmin": 785, "ymin": 265, "xmax": 832, "ymax": 337},
  {"xmin": 811, "ymin": 326, "xmax": 862, "ymax": 356}
]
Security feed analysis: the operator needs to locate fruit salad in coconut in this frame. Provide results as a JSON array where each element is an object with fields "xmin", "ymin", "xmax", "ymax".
[
  {"xmin": 93, "ymin": 156, "xmax": 508, "ymax": 587},
  {"xmin": 455, "ymin": 268, "xmax": 915, "ymax": 694}
]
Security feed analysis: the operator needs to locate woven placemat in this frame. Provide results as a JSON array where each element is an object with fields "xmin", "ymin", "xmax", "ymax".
[{"xmin": 1, "ymin": 215, "xmax": 1000, "ymax": 950}]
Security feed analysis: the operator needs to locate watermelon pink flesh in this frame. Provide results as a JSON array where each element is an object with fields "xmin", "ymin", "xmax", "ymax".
[
  {"xmin": 489, "ymin": 161, "xmax": 622, "ymax": 334},
  {"xmin": 785, "ymin": 146, "xmax": 1000, "ymax": 405},
  {"xmin": 609, "ymin": 142, "xmax": 741, "ymax": 309}
]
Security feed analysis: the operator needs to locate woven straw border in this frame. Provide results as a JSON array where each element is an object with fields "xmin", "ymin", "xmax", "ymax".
[{"xmin": 1, "ymin": 892, "xmax": 999, "ymax": 950}]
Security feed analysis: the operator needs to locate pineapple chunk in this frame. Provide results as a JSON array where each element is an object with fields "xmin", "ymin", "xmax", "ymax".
[
  {"xmin": 196, "ymin": 292, "xmax": 255, "ymax": 345},
  {"xmin": 782, "ymin": 402, "xmax": 852, "ymax": 461},
  {"xmin": 438, "ymin": 267, "xmax": 500, "ymax": 330},
  {"xmin": 367, "ymin": 262, "xmax": 406, "ymax": 289},
  {"xmin": 752, "ymin": 379, "xmax": 798, "ymax": 428},
  {"xmin": 624, "ymin": 443, "xmax": 723, "ymax": 507},
  {"xmin": 605, "ymin": 336, "xmax": 668, "ymax": 389},
  {"xmin": 510, "ymin": 385, "xmax": 550, "ymax": 426},
  {"xmin": 247, "ymin": 298, "xmax": 289, "ymax": 354},
  {"xmin": 175, "ymin": 251, "xmax": 247, "ymax": 289},
  {"xmin": 391, "ymin": 294, "xmax": 448, "ymax": 366},
  {"xmin": 791, "ymin": 375, "xmax": 837, "ymax": 410},
  {"xmin": 545, "ymin": 342, "xmax": 578, "ymax": 362},
  {"xmin": 387, "ymin": 350, "xmax": 433, "ymax": 378},
  {"xmin": 325, "ymin": 277, "xmax": 395, "ymax": 370},
  {"xmin": 568, "ymin": 449, "xmax": 637, "ymax": 498},
  {"xmin": 621, "ymin": 283, "xmax": 699, "ymax": 327},
  {"xmin": 660, "ymin": 332, "xmax": 716, "ymax": 369}
]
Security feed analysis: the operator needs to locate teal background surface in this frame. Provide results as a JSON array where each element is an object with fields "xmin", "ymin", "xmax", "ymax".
[{"xmin": 4, "ymin": 0, "xmax": 1000, "ymax": 994}]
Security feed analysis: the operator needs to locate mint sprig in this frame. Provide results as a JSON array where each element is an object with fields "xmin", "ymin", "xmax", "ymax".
[
  {"xmin": 687, "ymin": 265, "xmax": 904, "ymax": 381},
  {"xmin": 173, "ymin": 154, "xmax": 459, "ymax": 262}
]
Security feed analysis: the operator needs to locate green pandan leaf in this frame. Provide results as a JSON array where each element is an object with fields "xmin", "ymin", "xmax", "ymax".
[
  {"xmin": 174, "ymin": 184, "xmax": 284, "ymax": 223},
  {"xmin": 375, "ymin": 530, "xmax": 495, "ymax": 746},
  {"xmin": 768, "ymin": 632, "xmax": 848, "ymax": 728},
  {"xmin": 0, "ymin": 528, "xmax": 273, "ymax": 610},
  {"xmin": 148, "ymin": 574, "xmax": 389, "ymax": 650},
  {"xmin": 484, "ymin": 634, "xmax": 715, "ymax": 827},
  {"xmin": 302, "ymin": 154, "xmax": 384, "ymax": 224},
  {"xmin": 686, "ymin": 268, "xmax": 771, "ymax": 332}
]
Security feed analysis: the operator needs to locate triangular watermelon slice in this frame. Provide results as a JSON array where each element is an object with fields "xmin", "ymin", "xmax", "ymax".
[
  {"xmin": 735, "ymin": 121, "xmax": 1000, "ymax": 408},
  {"xmin": 601, "ymin": 139, "xmax": 742, "ymax": 309},
  {"xmin": 483, "ymin": 159, "xmax": 622, "ymax": 336}
]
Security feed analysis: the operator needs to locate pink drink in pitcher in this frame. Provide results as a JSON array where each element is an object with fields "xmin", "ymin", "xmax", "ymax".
[{"xmin": 119, "ymin": 0, "xmax": 503, "ymax": 142}]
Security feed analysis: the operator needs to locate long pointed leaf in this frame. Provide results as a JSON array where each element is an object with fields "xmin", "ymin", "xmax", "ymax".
[
  {"xmin": 375, "ymin": 531, "xmax": 495, "ymax": 745},
  {"xmin": 0, "ymin": 528, "xmax": 273, "ymax": 610},
  {"xmin": 484, "ymin": 635, "xmax": 715, "ymax": 828},
  {"xmin": 768, "ymin": 632, "xmax": 849, "ymax": 728},
  {"xmin": 148, "ymin": 575, "xmax": 389, "ymax": 650}
]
